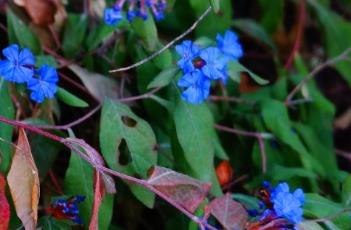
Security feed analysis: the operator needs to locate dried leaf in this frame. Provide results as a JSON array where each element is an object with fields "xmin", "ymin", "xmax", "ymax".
[
  {"xmin": 15, "ymin": 0, "xmax": 56, "ymax": 26},
  {"xmin": 89, "ymin": 171, "xmax": 105, "ymax": 230},
  {"xmin": 7, "ymin": 128, "xmax": 40, "ymax": 230},
  {"xmin": 69, "ymin": 65, "xmax": 120, "ymax": 102},
  {"xmin": 147, "ymin": 166, "xmax": 211, "ymax": 213},
  {"xmin": 0, "ymin": 174, "xmax": 10, "ymax": 230},
  {"xmin": 208, "ymin": 193, "xmax": 248, "ymax": 230}
]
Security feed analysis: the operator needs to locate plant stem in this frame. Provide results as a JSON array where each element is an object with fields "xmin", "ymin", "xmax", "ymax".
[{"xmin": 0, "ymin": 115, "xmax": 218, "ymax": 230}]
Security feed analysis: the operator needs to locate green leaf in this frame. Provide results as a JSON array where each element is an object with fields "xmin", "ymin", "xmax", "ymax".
[
  {"xmin": 173, "ymin": 98, "xmax": 221, "ymax": 195},
  {"xmin": 228, "ymin": 62, "xmax": 269, "ymax": 85},
  {"xmin": 38, "ymin": 217, "xmax": 72, "ymax": 230},
  {"xmin": 209, "ymin": 0, "xmax": 220, "ymax": 13},
  {"xmin": 131, "ymin": 13, "xmax": 158, "ymax": 51},
  {"xmin": 293, "ymin": 123, "xmax": 338, "ymax": 181},
  {"xmin": 304, "ymin": 194, "xmax": 351, "ymax": 229},
  {"xmin": 86, "ymin": 23, "xmax": 115, "ymax": 51},
  {"xmin": 0, "ymin": 79, "xmax": 15, "ymax": 172},
  {"xmin": 190, "ymin": 0, "xmax": 232, "ymax": 37},
  {"xmin": 62, "ymin": 14, "xmax": 88, "ymax": 58},
  {"xmin": 6, "ymin": 9, "xmax": 41, "ymax": 54},
  {"xmin": 261, "ymin": 100, "xmax": 324, "ymax": 182},
  {"xmin": 341, "ymin": 175, "xmax": 351, "ymax": 206},
  {"xmin": 100, "ymin": 99, "xmax": 157, "ymax": 207},
  {"xmin": 271, "ymin": 165, "xmax": 317, "ymax": 181},
  {"xmin": 64, "ymin": 131, "xmax": 114, "ymax": 229},
  {"xmin": 147, "ymin": 66, "xmax": 179, "ymax": 89},
  {"xmin": 258, "ymin": 0, "xmax": 284, "ymax": 33},
  {"xmin": 297, "ymin": 221, "xmax": 324, "ymax": 230},
  {"xmin": 56, "ymin": 87, "xmax": 89, "ymax": 108},
  {"xmin": 232, "ymin": 19, "xmax": 276, "ymax": 51},
  {"xmin": 309, "ymin": 0, "xmax": 351, "ymax": 85},
  {"xmin": 35, "ymin": 55, "xmax": 58, "ymax": 68}
]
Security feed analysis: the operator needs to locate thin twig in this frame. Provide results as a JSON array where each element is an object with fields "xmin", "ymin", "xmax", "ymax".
[
  {"xmin": 119, "ymin": 87, "xmax": 162, "ymax": 102},
  {"xmin": 36, "ymin": 87, "xmax": 161, "ymax": 130},
  {"xmin": 36, "ymin": 104, "xmax": 102, "ymax": 130},
  {"xmin": 285, "ymin": 47, "xmax": 351, "ymax": 103},
  {"xmin": 214, "ymin": 124, "xmax": 271, "ymax": 173},
  {"xmin": 0, "ymin": 115, "xmax": 218, "ymax": 230},
  {"xmin": 109, "ymin": 6, "xmax": 213, "ymax": 73}
]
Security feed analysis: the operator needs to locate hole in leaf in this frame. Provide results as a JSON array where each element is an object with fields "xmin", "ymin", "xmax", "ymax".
[
  {"xmin": 121, "ymin": 116, "xmax": 137, "ymax": 127},
  {"xmin": 117, "ymin": 139, "xmax": 132, "ymax": 166}
]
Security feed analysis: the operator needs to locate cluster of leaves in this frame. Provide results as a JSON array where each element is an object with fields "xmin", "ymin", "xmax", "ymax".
[{"xmin": 1, "ymin": 0, "xmax": 351, "ymax": 230}]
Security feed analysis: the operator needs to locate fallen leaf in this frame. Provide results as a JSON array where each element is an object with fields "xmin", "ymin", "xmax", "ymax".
[
  {"xmin": 0, "ymin": 174, "xmax": 10, "ymax": 230},
  {"xmin": 147, "ymin": 166, "xmax": 211, "ymax": 213},
  {"xmin": 208, "ymin": 193, "xmax": 248, "ymax": 230},
  {"xmin": 14, "ymin": 0, "xmax": 57, "ymax": 26},
  {"xmin": 7, "ymin": 128, "xmax": 40, "ymax": 230}
]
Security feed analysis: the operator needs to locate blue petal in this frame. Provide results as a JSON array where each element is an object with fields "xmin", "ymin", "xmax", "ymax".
[
  {"xmin": 18, "ymin": 48, "xmax": 35, "ymax": 66},
  {"xmin": 2, "ymin": 44, "xmax": 20, "ymax": 63}
]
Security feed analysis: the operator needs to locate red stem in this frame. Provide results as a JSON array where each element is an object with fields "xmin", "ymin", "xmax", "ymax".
[{"xmin": 284, "ymin": 0, "xmax": 306, "ymax": 70}]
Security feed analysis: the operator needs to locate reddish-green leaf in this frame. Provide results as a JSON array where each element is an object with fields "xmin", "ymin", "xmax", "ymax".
[
  {"xmin": 207, "ymin": 193, "xmax": 248, "ymax": 230},
  {"xmin": 147, "ymin": 166, "xmax": 211, "ymax": 213}
]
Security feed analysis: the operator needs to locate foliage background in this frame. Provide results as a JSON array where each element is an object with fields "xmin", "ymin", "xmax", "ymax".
[{"xmin": 1, "ymin": 0, "xmax": 351, "ymax": 229}]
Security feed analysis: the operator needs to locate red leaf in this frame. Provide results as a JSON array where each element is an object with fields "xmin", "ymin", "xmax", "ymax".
[
  {"xmin": 7, "ymin": 128, "xmax": 40, "ymax": 230},
  {"xmin": 208, "ymin": 193, "xmax": 248, "ymax": 230},
  {"xmin": 89, "ymin": 171, "xmax": 105, "ymax": 230},
  {"xmin": 0, "ymin": 174, "xmax": 10, "ymax": 230},
  {"xmin": 147, "ymin": 166, "xmax": 211, "ymax": 213}
]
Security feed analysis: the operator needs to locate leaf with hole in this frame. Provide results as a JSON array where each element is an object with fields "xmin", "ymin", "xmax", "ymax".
[{"xmin": 100, "ymin": 99, "xmax": 158, "ymax": 207}]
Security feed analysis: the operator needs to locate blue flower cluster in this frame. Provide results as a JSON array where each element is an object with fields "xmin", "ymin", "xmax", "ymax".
[
  {"xmin": 256, "ymin": 182, "xmax": 305, "ymax": 228},
  {"xmin": 50, "ymin": 195, "xmax": 86, "ymax": 224},
  {"xmin": 104, "ymin": 0, "xmax": 167, "ymax": 25},
  {"xmin": 175, "ymin": 30, "xmax": 243, "ymax": 104},
  {"xmin": 0, "ymin": 44, "xmax": 59, "ymax": 103}
]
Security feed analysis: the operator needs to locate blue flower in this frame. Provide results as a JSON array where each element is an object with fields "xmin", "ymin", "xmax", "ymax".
[
  {"xmin": 270, "ymin": 183, "xmax": 305, "ymax": 224},
  {"xmin": 178, "ymin": 70, "xmax": 211, "ymax": 104},
  {"xmin": 105, "ymin": 0, "xmax": 168, "ymax": 23},
  {"xmin": 200, "ymin": 47, "xmax": 227, "ymax": 81},
  {"xmin": 104, "ymin": 7, "xmax": 123, "ymax": 25},
  {"xmin": 216, "ymin": 30, "xmax": 243, "ymax": 61},
  {"xmin": 50, "ymin": 195, "xmax": 85, "ymax": 224},
  {"xmin": 175, "ymin": 40, "xmax": 200, "ymax": 73},
  {"xmin": 27, "ymin": 65, "xmax": 59, "ymax": 103},
  {"xmin": 0, "ymin": 44, "xmax": 35, "ymax": 83}
]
